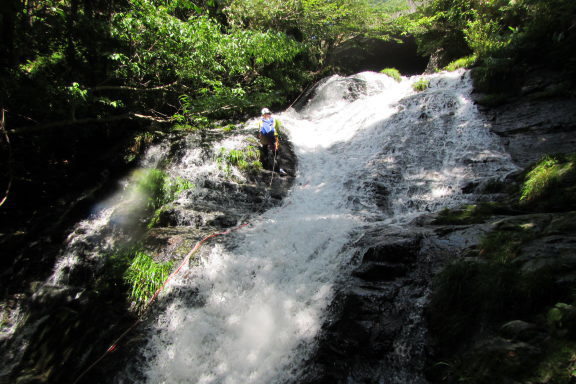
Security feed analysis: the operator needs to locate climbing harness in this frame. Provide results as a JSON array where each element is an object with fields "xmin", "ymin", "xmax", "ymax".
[{"xmin": 72, "ymin": 222, "xmax": 249, "ymax": 384}]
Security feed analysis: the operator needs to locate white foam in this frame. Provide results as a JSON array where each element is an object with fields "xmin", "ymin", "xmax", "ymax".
[{"xmin": 132, "ymin": 70, "xmax": 518, "ymax": 383}]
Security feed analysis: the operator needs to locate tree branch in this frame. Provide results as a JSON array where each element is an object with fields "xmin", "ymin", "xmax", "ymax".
[
  {"xmin": 91, "ymin": 81, "xmax": 178, "ymax": 93},
  {"xmin": 10, "ymin": 113, "xmax": 172, "ymax": 135},
  {"xmin": 0, "ymin": 108, "xmax": 13, "ymax": 208}
]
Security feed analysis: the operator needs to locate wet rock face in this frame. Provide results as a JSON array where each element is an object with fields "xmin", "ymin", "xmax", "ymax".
[
  {"xmin": 0, "ymin": 127, "xmax": 298, "ymax": 384},
  {"xmin": 480, "ymin": 96, "xmax": 576, "ymax": 168},
  {"xmin": 301, "ymin": 227, "xmax": 461, "ymax": 384}
]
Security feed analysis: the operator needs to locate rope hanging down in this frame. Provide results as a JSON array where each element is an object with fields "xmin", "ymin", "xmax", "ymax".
[
  {"xmin": 269, "ymin": 147, "xmax": 278, "ymax": 187},
  {"xmin": 72, "ymin": 222, "xmax": 249, "ymax": 384}
]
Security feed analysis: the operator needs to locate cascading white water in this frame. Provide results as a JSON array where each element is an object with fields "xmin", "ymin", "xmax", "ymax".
[
  {"xmin": 129, "ymin": 70, "xmax": 518, "ymax": 384},
  {"xmin": 47, "ymin": 141, "xmax": 177, "ymax": 285}
]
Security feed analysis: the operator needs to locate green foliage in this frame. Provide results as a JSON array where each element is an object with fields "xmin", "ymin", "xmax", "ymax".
[
  {"xmin": 470, "ymin": 56, "xmax": 520, "ymax": 93},
  {"xmin": 172, "ymin": 123, "xmax": 197, "ymax": 132},
  {"xmin": 132, "ymin": 168, "xmax": 194, "ymax": 212},
  {"xmin": 443, "ymin": 54, "xmax": 477, "ymax": 71},
  {"xmin": 19, "ymin": 52, "xmax": 65, "ymax": 76},
  {"xmin": 399, "ymin": 0, "xmax": 476, "ymax": 60},
  {"xmin": 222, "ymin": 124, "xmax": 239, "ymax": 132},
  {"xmin": 2, "ymin": 0, "xmax": 316, "ymax": 130},
  {"xmin": 66, "ymin": 82, "xmax": 88, "ymax": 102},
  {"xmin": 479, "ymin": 228, "xmax": 533, "ymax": 264},
  {"xmin": 124, "ymin": 251, "xmax": 174, "ymax": 313},
  {"xmin": 216, "ymin": 143, "xmax": 262, "ymax": 175},
  {"xmin": 530, "ymin": 340, "xmax": 576, "ymax": 384},
  {"xmin": 378, "ymin": 0, "xmax": 411, "ymax": 14},
  {"xmin": 380, "ymin": 67, "xmax": 402, "ymax": 82},
  {"xmin": 520, "ymin": 154, "xmax": 576, "ymax": 206},
  {"xmin": 404, "ymin": 0, "xmax": 576, "ymax": 93},
  {"xmin": 222, "ymin": 0, "xmax": 399, "ymax": 63},
  {"xmin": 108, "ymin": 2, "xmax": 306, "ymax": 119},
  {"xmin": 412, "ymin": 78, "xmax": 429, "ymax": 91},
  {"xmin": 427, "ymin": 208, "xmax": 576, "ymax": 383},
  {"xmin": 464, "ymin": 18, "xmax": 509, "ymax": 59}
]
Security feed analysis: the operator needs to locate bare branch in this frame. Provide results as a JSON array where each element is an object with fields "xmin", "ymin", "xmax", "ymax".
[
  {"xmin": 0, "ymin": 109, "xmax": 13, "ymax": 208},
  {"xmin": 10, "ymin": 113, "xmax": 171, "ymax": 135},
  {"xmin": 91, "ymin": 81, "xmax": 179, "ymax": 92}
]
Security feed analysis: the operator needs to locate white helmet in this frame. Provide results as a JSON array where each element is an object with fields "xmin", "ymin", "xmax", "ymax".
[{"xmin": 261, "ymin": 108, "xmax": 271, "ymax": 115}]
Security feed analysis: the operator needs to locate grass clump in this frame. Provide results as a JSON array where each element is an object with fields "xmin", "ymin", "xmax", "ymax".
[
  {"xmin": 380, "ymin": 67, "xmax": 402, "ymax": 82},
  {"xmin": 172, "ymin": 123, "xmax": 197, "ymax": 132},
  {"xmin": 132, "ymin": 168, "xmax": 194, "ymax": 212},
  {"xmin": 222, "ymin": 123, "xmax": 239, "ymax": 132},
  {"xmin": 520, "ymin": 154, "xmax": 576, "ymax": 210},
  {"xmin": 530, "ymin": 339, "xmax": 576, "ymax": 384},
  {"xmin": 412, "ymin": 78, "xmax": 429, "ymax": 92},
  {"xmin": 478, "ymin": 228, "xmax": 533, "ymax": 264},
  {"xmin": 471, "ymin": 59, "xmax": 521, "ymax": 95},
  {"xmin": 216, "ymin": 143, "xmax": 262, "ymax": 175},
  {"xmin": 129, "ymin": 169, "xmax": 194, "ymax": 228},
  {"xmin": 124, "ymin": 251, "xmax": 174, "ymax": 313},
  {"xmin": 444, "ymin": 55, "xmax": 477, "ymax": 71}
]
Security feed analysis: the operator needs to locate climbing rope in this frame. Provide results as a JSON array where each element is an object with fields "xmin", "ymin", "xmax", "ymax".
[
  {"xmin": 72, "ymin": 222, "xmax": 249, "ymax": 384},
  {"xmin": 287, "ymin": 78, "xmax": 322, "ymax": 110},
  {"xmin": 269, "ymin": 147, "xmax": 278, "ymax": 187}
]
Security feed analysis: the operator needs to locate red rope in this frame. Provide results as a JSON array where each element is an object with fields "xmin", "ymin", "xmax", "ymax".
[{"xmin": 72, "ymin": 222, "xmax": 250, "ymax": 384}]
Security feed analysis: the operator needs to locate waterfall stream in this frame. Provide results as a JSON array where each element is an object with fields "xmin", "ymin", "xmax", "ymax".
[{"xmin": 117, "ymin": 70, "xmax": 518, "ymax": 384}]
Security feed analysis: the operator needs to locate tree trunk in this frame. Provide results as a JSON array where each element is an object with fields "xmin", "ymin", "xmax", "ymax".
[
  {"xmin": 0, "ymin": 0, "xmax": 21, "ymax": 67},
  {"xmin": 66, "ymin": 0, "xmax": 79, "ymax": 70}
]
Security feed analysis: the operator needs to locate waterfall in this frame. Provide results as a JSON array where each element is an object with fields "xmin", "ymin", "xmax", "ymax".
[{"xmin": 120, "ymin": 70, "xmax": 517, "ymax": 383}]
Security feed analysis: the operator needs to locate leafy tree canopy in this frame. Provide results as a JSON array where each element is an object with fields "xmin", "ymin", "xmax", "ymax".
[
  {"xmin": 222, "ymin": 0, "xmax": 403, "ymax": 62},
  {"xmin": 400, "ymin": 0, "xmax": 576, "ymax": 71},
  {"xmin": 399, "ymin": 0, "xmax": 576, "ymax": 89}
]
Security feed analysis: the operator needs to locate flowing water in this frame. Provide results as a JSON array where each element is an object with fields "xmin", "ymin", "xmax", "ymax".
[{"xmin": 117, "ymin": 70, "xmax": 518, "ymax": 383}]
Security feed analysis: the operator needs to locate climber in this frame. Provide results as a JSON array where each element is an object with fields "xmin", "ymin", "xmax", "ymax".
[
  {"xmin": 258, "ymin": 108, "xmax": 286, "ymax": 174},
  {"xmin": 258, "ymin": 107, "xmax": 280, "ymax": 152}
]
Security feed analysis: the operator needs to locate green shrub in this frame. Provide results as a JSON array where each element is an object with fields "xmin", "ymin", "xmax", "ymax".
[
  {"xmin": 172, "ymin": 123, "xmax": 197, "ymax": 131},
  {"xmin": 444, "ymin": 55, "xmax": 477, "ymax": 71},
  {"xmin": 216, "ymin": 144, "xmax": 262, "ymax": 175},
  {"xmin": 521, "ymin": 154, "xmax": 576, "ymax": 204},
  {"xmin": 132, "ymin": 169, "xmax": 194, "ymax": 212},
  {"xmin": 124, "ymin": 251, "xmax": 174, "ymax": 313},
  {"xmin": 470, "ymin": 58, "xmax": 522, "ymax": 94},
  {"xmin": 479, "ymin": 228, "xmax": 532, "ymax": 264},
  {"xmin": 530, "ymin": 339, "xmax": 576, "ymax": 384},
  {"xmin": 412, "ymin": 78, "xmax": 429, "ymax": 92},
  {"xmin": 380, "ymin": 67, "xmax": 402, "ymax": 82}
]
